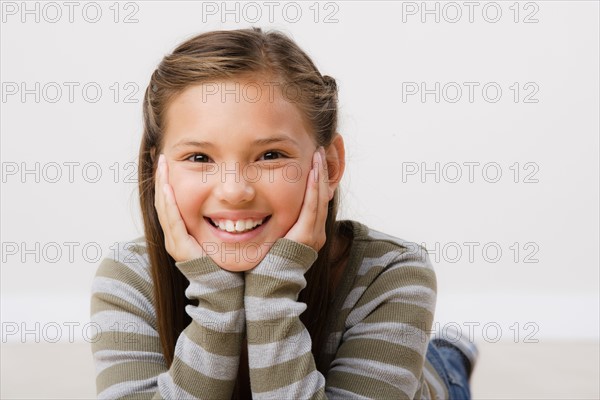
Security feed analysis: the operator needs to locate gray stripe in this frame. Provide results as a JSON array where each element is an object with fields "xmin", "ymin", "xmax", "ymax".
[
  {"xmin": 325, "ymin": 385, "xmax": 371, "ymax": 400},
  {"xmin": 357, "ymin": 253, "xmax": 399, "ymax": 276},
  {"xmin": 93, "ymin": 276, "xmax": 155, "ymax": 319},
  {"xmin": 247, "ymin": 330, "xmax": 311, "ymax": 369},
  {"xmin": 420, "ymin": 380, "xmax": 433, "ymax": 400},
  {"xmin": 175, "ymin": 331, "xmax": 240, "ymax": 380},
  {"xmin": 92, "ymin": 310, "xmax": 158, "ymax": 336},
  {"xmin": 330, "ymin": 357, "xmax": 418, "ymax": 395},
  {"xmin": 341, "ymin": 286, "xmax": 367, "ymax": 310},
  {"xmin": 342, "ymin": 321, "xmax": 428, "ymax": 354},
  {"xmin": 347, "ymin": 285, "xmax": 435, "ymax": 324},
  {"xmin": 244, "ymin": 296, "xmax": 306, "ymax": 322},
  {"xmin": 185, "ymin": 269, "xmax": 244, "ymax": 295},
  {"xmin": 185, "ymin": 306, "xmax": 245, "ymax": 333},
  {"xmin": 97, "ymin": 376, "xmax": 158, "ymax": 399},
  {"xmin": 388, "ymin": 286, "xmax": 436, "ymax": 312},
  {"xmin": 249, "ymin": 253, "xmax": 307, "ymax": 282},
  {"xmin": 93, "ymin": 349, "xmax": 165, "ymax": 375}
]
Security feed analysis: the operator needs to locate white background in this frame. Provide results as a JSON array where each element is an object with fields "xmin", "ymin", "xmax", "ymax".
[{"xmin": 1, "ymin": 0, "xmax": 599, "ymax": 397}]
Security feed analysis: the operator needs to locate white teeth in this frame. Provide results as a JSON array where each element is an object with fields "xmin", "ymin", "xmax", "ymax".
[
  {"xmin": 210, "ymin": 217, "xmax": 265, "ymax": 233},
  {"xmin": 235, "ymin": 220, "xmax": 244, "ymax": 231}
]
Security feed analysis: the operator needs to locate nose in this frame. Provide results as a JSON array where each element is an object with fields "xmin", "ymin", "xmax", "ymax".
[{"xmin": 213, "ymin": 162, "xmax": 255, "ymax": 204}]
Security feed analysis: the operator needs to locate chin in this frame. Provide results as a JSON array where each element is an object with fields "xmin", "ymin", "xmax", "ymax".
[
  {"xmin": 214, "ymin": 260, "xmax": 257, "ymax": 272},
  {"xmin": 203, "ymin": 240, "xmax": 277, "ymax": 272}
]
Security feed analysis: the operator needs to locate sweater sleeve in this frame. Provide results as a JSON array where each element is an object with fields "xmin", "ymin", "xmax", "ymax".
[
  {"xmin": 243, "ymin": 238, "xmax": 324, "ymax": 399},
  {"xmin": 90, "ymin": 242, "xmax": 245, "ymax": 399},
  {"xmin": 243, "ymin": 238, "xmax": 436, "ymax": 400},
  {"xmin": 325, "ymin": 245, "xmax": 437, "ymax": 399}
]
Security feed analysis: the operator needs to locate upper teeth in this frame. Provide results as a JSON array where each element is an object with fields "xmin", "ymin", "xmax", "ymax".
[{"xmin": 211, "ymin": 218, "xmax": 265, "ymax": 233}]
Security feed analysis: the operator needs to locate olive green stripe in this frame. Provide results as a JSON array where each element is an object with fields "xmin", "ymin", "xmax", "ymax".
[
  {"xmin": 268, "ymin": 238, "xmax": 317, "ymax": 266},
  {"xmin": 357, "ymin": 265, "xmax": 386, "ymax": 282},
  {"xmin": 360, "ymin": 301, "xmax": 434, "ymax": 330},
  {"xmin": 183, "ymin": 321, "xmax": 243, "ymax": 357},
  {"xmin": 176, "ymin": 257, "xmax": 227, "ymax": 279},
  {"xmin": 246, "ymin": 316, "xmax": 305, "ymax": 345},
  {"xmin": 92, "ymin": 331, "xmax": 161, "ymax": 353},
  {"xmin": 91, "ymin": 292, "xmax": 154, "ymax": 325},
  {"xmin": 310, "ymin": 386, "xmax": 326, "ymax": 399},
  {"xmin": 199, "ymin": 285, "xmax": 245, "ymax": 313},
  {"xmin": 326, "ymin": 370, "xmax": 410, "ymax": 400},
  {"xmin": 97, "ymin": 361, "xmax": 165, "ymax": 393},
  {"xmin": 127, "ymin": 238, "xmax": 148, "ymax": 255},
  {"xmin": 250, "ymin": 351, "xmax": 315, "ymax": 393},
  {"xmin": 244, "ymin": 273, "xmax": 303, "ymax": 299},
  {"xmin": 354, "ymin": 267, "xmax": 436, "ymax": 308},
  {"xmin": 362, "ymin": 242, "xmax": 409, "ymax": 259},
  {"xmin": 170, "ymin": 355, "xmax": 235, "ymax": 399},
  {"xmin": 336, "ymin": 337, "xmax": 423, "ymax": 377},
  {"xmin": 119, "ymin": 392, "xmax": 156, "ymax": 400}
]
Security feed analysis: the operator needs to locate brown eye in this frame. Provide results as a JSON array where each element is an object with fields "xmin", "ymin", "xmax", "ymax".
[
  {"xmin": 260, "ymin": 151, "xmax": 284, "ymax": 161},
  {"xmin": 187, "ymin": 153, "xmax": 212, "ymax": 163}
]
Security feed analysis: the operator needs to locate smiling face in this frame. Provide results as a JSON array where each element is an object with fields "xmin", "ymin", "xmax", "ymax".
[{"xmin": 160, "ymin": 76, "xmax": 318, "ymax": 271}]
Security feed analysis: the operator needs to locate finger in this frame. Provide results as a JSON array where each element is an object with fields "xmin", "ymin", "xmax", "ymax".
[
  {"xmin": 154, "ymin": 154, "xmax": 167, "ymax": 227},
  {"xmin": 307, "ymin": 150, "xmax": 321, "ymax": 226},
  {"xmin": 315, "ymin": 147, "xmax": 329, "ymax": 230},
  {"xmin": 155, "ymin": 155, "xmax": 173, "ymax": 245},
  {"xmin": 162, "ymin": 182, "xmax": 190, "ymax": 246},
  {"xmin": 154, "ymin": 155, "xmax": 177, "ymax": 238},
  {"xmin": 295, "ymin": 151, "xmax": 320, "ymax": 235},
  {"xmin": 154, "ymin": 155, "xmax": 205, "ymax": 261},
  {"xmin": 157, "ymin": 158, "xmax": 187, "ymax": 242}
]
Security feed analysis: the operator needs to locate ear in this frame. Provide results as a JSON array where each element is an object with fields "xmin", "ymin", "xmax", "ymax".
[{"xmin": 324, "ymin": 133, "xmax": 346, "ymax": 200}]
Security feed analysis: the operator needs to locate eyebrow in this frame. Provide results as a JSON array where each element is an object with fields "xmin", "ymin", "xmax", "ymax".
[{"xmin": 172, "ymin": 135, "xmax": 299, "ymax": 149}]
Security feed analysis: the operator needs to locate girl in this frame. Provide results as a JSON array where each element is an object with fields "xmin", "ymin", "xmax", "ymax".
[{"xmin": 91, "ymin": 27, "xmax": 477, "ymax": 399}]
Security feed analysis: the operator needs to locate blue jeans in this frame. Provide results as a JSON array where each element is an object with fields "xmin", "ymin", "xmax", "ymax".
[{"xmin": 426, "ymin": 340, "xmax": 472, "ymax": 399}]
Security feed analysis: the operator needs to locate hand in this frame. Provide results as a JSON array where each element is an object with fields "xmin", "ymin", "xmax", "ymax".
[
  {"xmin": 284, "ymin": 147, "xmax": 329, "ymax": 252},
  {"xmin": 154, "ymin": 154, "xmax": 206, "ymax": 262}
]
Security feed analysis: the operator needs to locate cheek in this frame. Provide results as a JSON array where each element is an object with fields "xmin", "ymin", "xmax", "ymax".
[
  {"xmin": 169, "ymin": 172, "xmax": 208, "ymax": 223},
  {"xmin": 267, "ymin": 164, "xmax": 310, "ymax": 227}
]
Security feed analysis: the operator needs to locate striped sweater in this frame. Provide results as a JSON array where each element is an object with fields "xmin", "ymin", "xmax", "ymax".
[{"xmin": 91, "ymin": 220, "xmax": 447, "ymax": 399}]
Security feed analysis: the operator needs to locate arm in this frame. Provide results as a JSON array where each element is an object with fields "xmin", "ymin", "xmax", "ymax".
[
  {"xmin": 325, "ymin": 246, "xmax": 437, "ymax": 399},
  {"xmin": 91, "ymin": 243, "xmax": 245, "ymax": 399},
  {"xmin": 243, "ymin": 237, "xmax": 324, "ymax": 399},
  {"xmin": 242, "ymin": 239, "xmax": 436, "ymax": 400},
  {"xmin": 235, "ymin": 147, "xmax": 331, "ymax": 398}
]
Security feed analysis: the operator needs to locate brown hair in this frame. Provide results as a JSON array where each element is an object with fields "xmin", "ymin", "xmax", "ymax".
[{"xmin": 138, "ymin": 27, "xmax": 347, "ymax": 398}]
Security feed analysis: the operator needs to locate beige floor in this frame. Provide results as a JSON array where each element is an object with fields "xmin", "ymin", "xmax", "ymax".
[{"xmin": 1, "ymin": 341, "xmax": 598, "ymax": 399}]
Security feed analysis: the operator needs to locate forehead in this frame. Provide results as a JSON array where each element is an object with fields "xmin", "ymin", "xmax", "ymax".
[{"xmin": 162, "ymin": 77, "xmax": 315, "ymax": 147}]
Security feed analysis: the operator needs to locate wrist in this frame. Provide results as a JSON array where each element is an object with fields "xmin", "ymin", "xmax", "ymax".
[{"xmin": 246, "ymin": 238, "xmax": 318, "ymax": 275}]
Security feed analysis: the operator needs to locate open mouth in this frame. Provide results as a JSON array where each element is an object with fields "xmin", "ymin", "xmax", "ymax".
[{"xmin": 205, "ymin": 215, "xmax": 271, "ymax": 234}]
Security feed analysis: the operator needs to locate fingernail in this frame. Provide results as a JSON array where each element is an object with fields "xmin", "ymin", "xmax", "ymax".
[{"xmin": 320, "ymin": 146, "xmax": 327, "ymax": 162}]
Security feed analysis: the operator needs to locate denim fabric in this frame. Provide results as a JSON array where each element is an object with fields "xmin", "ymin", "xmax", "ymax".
[{"xmin": 426, "ymin": 340, "xmax": 472, "ymax": 400}]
